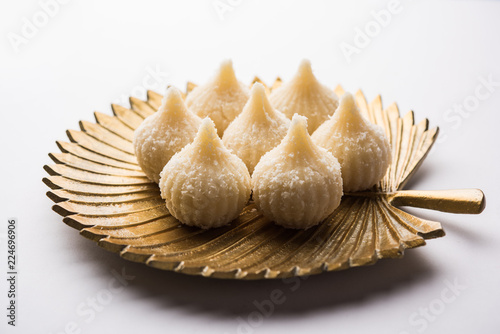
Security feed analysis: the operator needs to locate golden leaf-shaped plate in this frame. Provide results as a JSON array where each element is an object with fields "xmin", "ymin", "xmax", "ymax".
[{"xmin": 43, "ymin": 79, "xmax": 485, "ymax": 279}]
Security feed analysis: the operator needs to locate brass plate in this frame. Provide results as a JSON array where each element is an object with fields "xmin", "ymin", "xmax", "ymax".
[{"xmin": 42, "ymin": 79, "xmax": 485, "ymax": 279}]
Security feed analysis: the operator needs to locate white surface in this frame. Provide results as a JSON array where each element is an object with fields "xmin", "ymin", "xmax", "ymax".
[{"xmin": 1, "ymin": 0, "xmax": 499, "ymax": 333}]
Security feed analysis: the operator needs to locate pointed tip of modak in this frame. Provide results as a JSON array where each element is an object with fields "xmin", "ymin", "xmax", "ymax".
[
  {"xmin": 339, "ymin": 91, "xmax": 355, "ymax": 109},
  {"xmin": 291, "ymin": 113, "xmax": 308, "ymax": 126},
  {"xmin": 215, "ymin": 59, "xmax": 238, "ymax": 88},
  {"xmin": 245, "ymin": 82, "xmax": 273, "ymax": 115},
  {"xmin": 250, "ymin": 81, "xmax": 266, "ymax": 97},
  {"xmin": 192, "ymin": 117, "xmax": 230, "ymax": 157},
  {"xmin": 336, "ymin": 92, "xmax": 361, "ymax": 118},
  {"xmin": 279, "ymin": 114, "xmax": 318, "ymax": 156},
  {"xmin": 299, "ymin": 59, "xmax": 312, "ymax": 72},
  {"xmin": 159, "ymin": 86, "xmax": 186, "ymax": 114},
  {"xmin": 199, "ymin": 117, "xmax": 219, "ymax": 137},
  {"xmin": 287, "ymin": 114, "xmax": 310, "ymax": 141},
  {"xmin": 194, "ymin": 117, "xmax": 222, "ymax": 146},
  {"xmin": 295, "ymin": 59, "xmax": 316, "ymax": 84}
]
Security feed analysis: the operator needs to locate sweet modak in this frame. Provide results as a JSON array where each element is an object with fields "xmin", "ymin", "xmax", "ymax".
[
  {"xmin": 159, "ymin": 118, "xmax": 251, "ymax": 229},
  {"xmin": 252, "ymin": 114, "xmax": 343, "ymax": 229},
  {"xmin": 133, "ymin": 86, "xmax": 201, "ymax": 183},
  {"xmin": 185, "ymin": 60, "xmax": 250, "ymax": 137},
  {"xmin": 222, "ymin": 82, "xmax": 290, "ymax": 174},
  {"xmin": 312, "ymin": 92, "xmax": 391, "ymax": 192},
  {"xmin": 269, "ymin": 59, "xmax": 339, "ymax": 133}
]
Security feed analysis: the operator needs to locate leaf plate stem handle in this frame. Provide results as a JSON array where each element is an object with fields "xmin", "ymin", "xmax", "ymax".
[{"xmin": 386, "ymin": 189, "xmax": 486, "ymax": 214}]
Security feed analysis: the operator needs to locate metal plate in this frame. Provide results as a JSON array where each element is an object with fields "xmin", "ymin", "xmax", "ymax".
[{"xmin": 42, "ymin": 79, "xmax": 485, "ymax": 279}]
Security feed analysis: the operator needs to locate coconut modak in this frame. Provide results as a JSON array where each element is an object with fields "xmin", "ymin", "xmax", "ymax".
[
  {"xmin": 185, "ymin": 60, "xmax": 250, "ymax": 137},
  {"xmin": 133, "ymin": 86, "xmax": 202, "ymax": 183},
  {"xmin": 269, "ymin": 59, "xmax": 339, "ymax": 134},
  {"xmin": 312, "ymin": 92, "xmax": 391, "ymax": 192},
  {"xmin": 134, "ymin": 62, "xmax": 395, "ymax": 230},
  {"xmin": 159, "ymin": 118, "xmax": 251, "ymax": 229},
  {"xmin": 222, "ymin": 82, "xmax": 290, "ymax": 174},
  {"xmin": 252, "ymin": 114, "xmax": 343, "ymax": 229}
]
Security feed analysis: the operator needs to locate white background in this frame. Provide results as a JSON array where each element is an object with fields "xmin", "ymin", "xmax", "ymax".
[{"xmin": 1, "ymin": 0, "xmax": 499, "ymax": 333}]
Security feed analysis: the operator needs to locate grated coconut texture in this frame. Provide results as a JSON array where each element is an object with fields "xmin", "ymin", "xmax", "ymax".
[
  {"xmin": 159, "ymin": 118, "xmax": 252, "ymax": 229},
  {"xmin": 252, "ymin": 114, "xmax": 343, "ymax": 229},
  {"xmin": 312, "ymin": 92, "xmax": 392, "ymax": 192},
  {"xmin": 269, "ymin": 59, "xmax": 339, "ymax": 134},
  {"xmin": 222, "ymin": 82, "xmax": 290, "ymax": 174},
  {"xmin": 133, "ymin": 86, "xmax": 202, "ymax": 183},
  {"xmin": 185, "ymin": 60, "xmax": 250, "ymax": 137}
]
